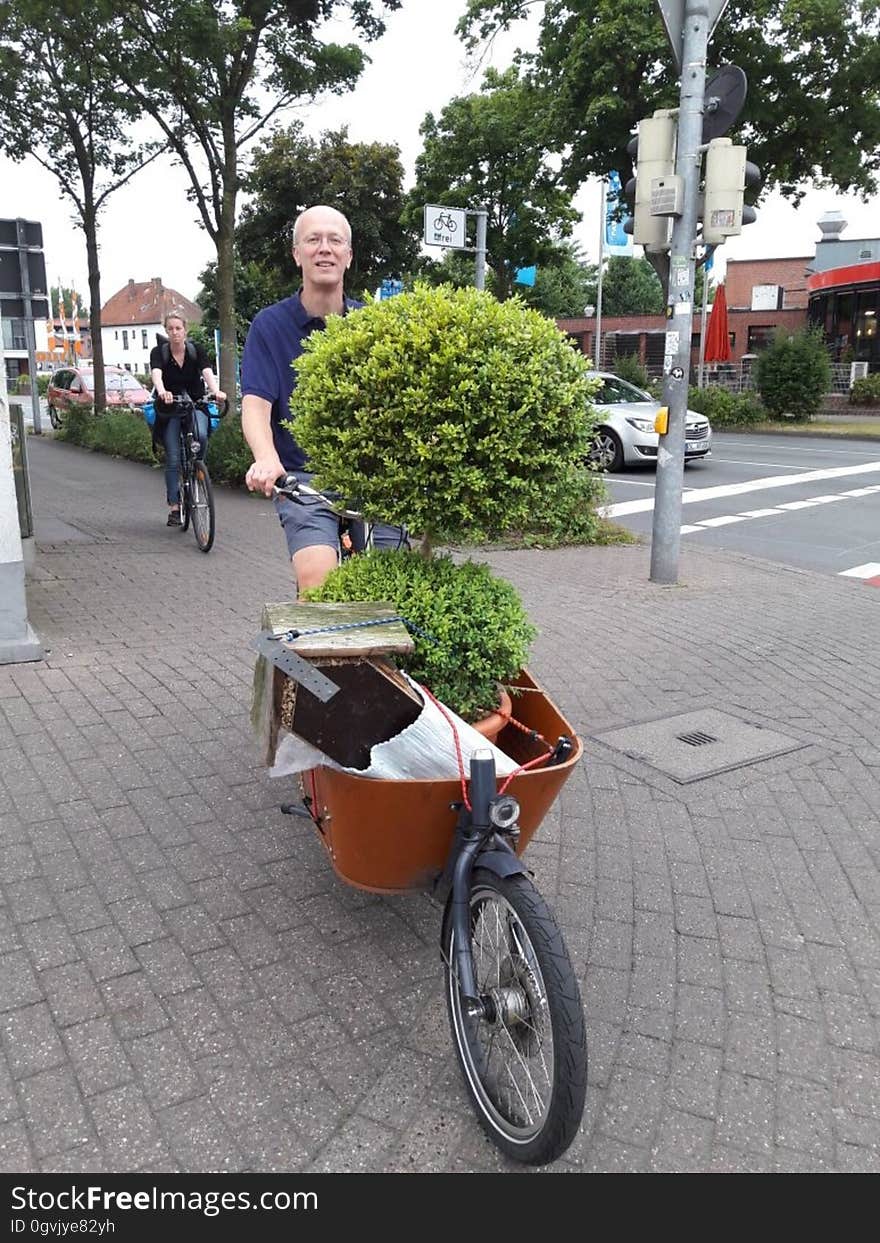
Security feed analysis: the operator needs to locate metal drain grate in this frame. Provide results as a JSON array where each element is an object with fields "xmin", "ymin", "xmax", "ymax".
[
  {"xmin": 593, "ymin": 708, "xmax": 805, "ymax": 783},
  {"xmin": 677, "ymin": 730, "xmax": 718, "ymax": 747}
]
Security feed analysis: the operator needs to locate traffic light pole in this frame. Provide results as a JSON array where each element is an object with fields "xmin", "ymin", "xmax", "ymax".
[{"xmin": 649, "ymin": 0, "xmax": 709, "ymax": 585}]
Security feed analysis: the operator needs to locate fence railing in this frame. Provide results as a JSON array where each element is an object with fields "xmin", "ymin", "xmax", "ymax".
[{"xmin": 601, "ymin": 356, "xmax": 860, "ymax": 397}]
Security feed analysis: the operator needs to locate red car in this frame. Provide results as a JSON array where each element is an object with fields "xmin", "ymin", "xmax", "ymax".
[{"xmin": 46, "ymin": 366, "xmax": 151, "ymax": 429}]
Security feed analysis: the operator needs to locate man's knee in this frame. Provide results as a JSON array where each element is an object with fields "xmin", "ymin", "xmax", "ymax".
[{"xmin": 293, "ymin": 545, "xmax": 338, "ymax": 593}]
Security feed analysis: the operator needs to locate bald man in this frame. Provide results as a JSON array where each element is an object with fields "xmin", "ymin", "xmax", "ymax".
[{"xmin": 241, "ymin": 204, "xmax": 405, "ymax": 591}]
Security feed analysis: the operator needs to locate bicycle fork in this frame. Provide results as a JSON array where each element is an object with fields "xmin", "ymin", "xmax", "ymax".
[{"xmin": 438, "ymin": 752, "xmax": 528, "ymax": 1018}]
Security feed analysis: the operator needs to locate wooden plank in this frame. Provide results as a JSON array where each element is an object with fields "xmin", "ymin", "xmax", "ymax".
[{"xmin": 261, "ymin": 601, "xmax": 415, "ymax": 659}]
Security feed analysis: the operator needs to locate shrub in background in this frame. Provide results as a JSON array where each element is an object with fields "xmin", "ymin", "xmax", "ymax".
[
  {"xmin": 754, "ymin": 327, "xmax": 831, "ymax": 421},
  {"xmin": 87, "ymin": 410, "xmax": 154, "ymax": 463},
  {"xmin": 54, "ymin": 404, "xmax": 95, "ymax": 446},
  {"xmin": 305, "ymin": 551, "xmax": 536, "ymax": 723},
  {"xmin": 206, "ymin": 414, "xmax": 252, "ymax": 485},
  {"xmin": 687, "ymin": 386, "xmax": 765, "ymax": 427},
  {"xmin": 290, "ymin": 283, "xmax": 603, "ymax": 551},
  {"xmin": 610, "ymin": 353, "xmax": 650, "ymax": 391},
  {"xmin": 849, "ymin": 374, "xmax": 880, "ymax": 406}
]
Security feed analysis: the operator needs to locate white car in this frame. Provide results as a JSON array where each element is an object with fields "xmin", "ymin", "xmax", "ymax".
[{"xmin": 587, "ymin": 371, "xmax": 712, "ymax": 471}]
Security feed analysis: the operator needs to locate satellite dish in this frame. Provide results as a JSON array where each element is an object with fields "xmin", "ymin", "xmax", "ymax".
[{"xmin": 702, "ymin": 64, "xmax": 747, "ymax": 143}]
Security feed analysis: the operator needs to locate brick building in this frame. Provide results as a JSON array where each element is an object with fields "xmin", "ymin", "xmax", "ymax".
[{"xmin": 557, "ymin": 255, "xmax": 812, "ymax": 372}]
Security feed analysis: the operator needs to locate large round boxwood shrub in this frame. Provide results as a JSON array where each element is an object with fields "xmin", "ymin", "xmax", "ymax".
[
  {"xmin": 289, "ymin": 283, "xmax": 602, "ymax": 546},
  {"xmin": 304, "ymin": 549, "xmax": 536, "ymax": 723}
]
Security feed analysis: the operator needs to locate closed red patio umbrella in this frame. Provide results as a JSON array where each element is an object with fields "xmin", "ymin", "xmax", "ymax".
[{"xmin": 703, "ymin": 282, "xmax": 731, "ymax": 362}]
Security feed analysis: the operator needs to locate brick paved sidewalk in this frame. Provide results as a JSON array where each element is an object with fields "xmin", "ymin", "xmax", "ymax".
[{"xmin": 1, "ymin": 435, "xmax": 878, "ymax": 1173}]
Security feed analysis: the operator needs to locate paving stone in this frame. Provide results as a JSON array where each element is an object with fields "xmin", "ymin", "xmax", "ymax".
[
  {"xmin": 0, "ymin": 1118, "xmax": 36, "ymax": 1171},
  {"xmin": 19, "ymin": 1065, "xmax": 94, "ymax": 1158},
  {"xmin": 88, "ymin": 1083, "xmax": 169, "ymax": 1170},
  {"xmin": 776, "ymin": 1076, "xmax": 834, "ymax": 1159},
  {"xmin": 5, "ymin": 877, "xmax": 57, "ymax": 922},
  {"xmin": 0, "ymin": 951, "xmax": 45, "ymax": 1012},
  {"xmin": 74, "ymin": 924, "xmax": 140, "ymax": 982},
  {"xmin": 1, "ymin": 1002, "xmax": 66, "ymax": 1078},
  {"xmin": 101, "ymin": 973, "xmax": 168, "ymax": 1040},
  {"xmin": 127, "ymin": 1028, "xmax": 202, "ymax": 1110},
  {"xmin": 20, "ymin": 917, "xmax": 80, "ymax": 971},
  {"xmin": 666, "ymin": 1040, "xmax": 722, "ymax": 1119},
  {"xmin": 715, "ymin": 1070, "xmax": 775, "ymax": 1155},
  {"xmin": 135, "ymin": 937, "xmax": 202, "ymax": 997},
  {"xmin": 63, "ymin": 1017, "xmax": 134, "ymax": 1098}
]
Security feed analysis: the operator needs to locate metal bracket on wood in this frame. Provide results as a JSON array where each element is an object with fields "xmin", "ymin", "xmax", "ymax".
[{"xmin": 251, "ymin": 631, "xmax": 340, "ymax": 703}]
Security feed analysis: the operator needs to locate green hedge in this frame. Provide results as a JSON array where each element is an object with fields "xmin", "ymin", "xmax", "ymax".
[
  {"xmin": 205, "ymin": 414, "xmax": 252, "ymax": 485},
  {"xmin": 687, "ymin": 386, "xmax": 765, "ymax": 427}
]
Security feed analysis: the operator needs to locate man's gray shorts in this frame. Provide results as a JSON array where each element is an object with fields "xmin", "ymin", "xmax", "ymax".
[{"xmin": 275, "ymin": 470, "xmax": 408, "ymax": 559}]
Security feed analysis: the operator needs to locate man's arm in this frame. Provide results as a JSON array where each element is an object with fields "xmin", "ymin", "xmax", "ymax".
[{"xmin": 242, "ymin": 394, "xmax": 284, "ymax": 496}]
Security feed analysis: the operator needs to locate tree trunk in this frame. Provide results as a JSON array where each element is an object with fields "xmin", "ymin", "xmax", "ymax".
[
  {"xmin": 82, "ymin": 201, "xmax": 105, "ymax": 413},
  {"xmin": 216, "ymin": 126, "xmax": 238, "ymax": 407}
]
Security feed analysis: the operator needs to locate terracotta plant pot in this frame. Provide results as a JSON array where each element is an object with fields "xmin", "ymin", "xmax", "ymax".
[
  {"xmin": 303, "ymin": 670, "xmax": 581, "ymax": 894},
  {"xmin": 471, "ymin": 686, "xmax": 513, "ymax": 744}
]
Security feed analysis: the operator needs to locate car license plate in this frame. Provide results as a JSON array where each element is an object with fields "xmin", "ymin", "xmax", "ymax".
[{"xmin": 685, "ymin": 441, "xmax": 703, "ymax": 454}]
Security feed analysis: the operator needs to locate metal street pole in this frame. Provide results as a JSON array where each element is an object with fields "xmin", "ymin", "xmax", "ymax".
[
  {"xmin": 697, "ymin": 265, "xmax": 710, "ymax": 387},
  {"xmin": 649, "ymin": 0, "xmax": 709, "ymax": 584},
  {"xmin": 16, "ymin": 220, "xmax": 43, "ymax": 435},
  {"xmin": 474, "ymin": 209, "xmax": 488, "ymax": 291},
  {"xmin": 594, "ymin": 180, "xmax": 605, "ymax": 369}
]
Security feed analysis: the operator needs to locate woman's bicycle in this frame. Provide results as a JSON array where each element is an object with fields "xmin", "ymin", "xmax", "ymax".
[
  {"xmin": 170, "ymin": 394, "xmax": 226, "ymax": 553},
  {"xmin": 269, "ymin": 475, "xmax": 587, "ymax": 1165}
]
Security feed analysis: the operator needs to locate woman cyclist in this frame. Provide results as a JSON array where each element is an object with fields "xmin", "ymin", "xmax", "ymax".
[{"xmin": 150, "ymin": 311, "xmax": 225, "ymax": 526}]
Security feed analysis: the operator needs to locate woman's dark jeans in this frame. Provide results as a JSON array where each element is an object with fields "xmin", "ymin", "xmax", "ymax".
[{"xmin": 162, "ymin": 408, "xmax": 210, "ymax": 505}]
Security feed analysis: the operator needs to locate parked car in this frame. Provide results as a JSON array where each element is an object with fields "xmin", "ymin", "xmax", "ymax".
[
  {"xmin": 46, "ymin": 366, "xmax": 151, "ymax": 428},
  {"xmin": 586, "ymin": 371, "xmax": 712, "ymax": 471}
]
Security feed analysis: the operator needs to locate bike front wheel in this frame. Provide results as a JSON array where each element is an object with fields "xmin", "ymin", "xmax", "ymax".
[
  {"xmin": 190, "ymin": 460, "xmax": 215, "ymax": 552},
  {"xmin": 442, "ymin": 868, "xmax": 587, "ymax": 1165}
]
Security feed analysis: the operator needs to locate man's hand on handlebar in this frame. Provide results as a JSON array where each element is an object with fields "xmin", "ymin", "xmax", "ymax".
[{"xmin": 246, "ymin": 454, "xmax": 286, "ymax": 497}]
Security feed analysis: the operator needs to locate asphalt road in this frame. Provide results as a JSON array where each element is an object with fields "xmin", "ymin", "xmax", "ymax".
[{"xmin": 602, "ymin": 431, "xmax": 880, "ymax": 581}]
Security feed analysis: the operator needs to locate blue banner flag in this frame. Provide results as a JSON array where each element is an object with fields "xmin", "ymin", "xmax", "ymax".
[
  {"xmin": 514, "ymin": 265, "xmax": 537, "ymax": 287},
  {"xmin": 604, "ymin": 172, "xmax": 633, "ymax": 255}
]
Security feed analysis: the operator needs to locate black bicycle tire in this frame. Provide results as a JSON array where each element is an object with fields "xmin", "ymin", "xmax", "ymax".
[
  {"xmin": 442, "ymin": 867, "xmax": 587, "ymax": 1165},
  {"xmin": 191, "ymin": 460, "xmax": 215, "ymax": 553},
  {"xmin": 178, "ymin": 469, "xmax": 191, "ymax": 533}
]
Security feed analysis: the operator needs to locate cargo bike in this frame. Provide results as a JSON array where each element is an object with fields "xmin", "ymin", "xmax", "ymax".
[{"xmin": 262, "ymin": 478, "xmax": 588, "ymax": 1166}]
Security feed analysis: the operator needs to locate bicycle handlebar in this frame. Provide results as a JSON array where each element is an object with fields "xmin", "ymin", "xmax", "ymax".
[{"xmin": 272, "ymin": 474, "xmax": 364, "ymax": 520}]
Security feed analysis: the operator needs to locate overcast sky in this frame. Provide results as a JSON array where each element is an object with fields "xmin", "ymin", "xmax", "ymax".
[{"xmin": 2, "ymin": 3, "xmax": 878, "ymax": 308}]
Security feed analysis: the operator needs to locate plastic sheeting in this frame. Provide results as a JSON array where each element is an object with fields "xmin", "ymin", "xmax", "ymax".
[{"xmin": 268, "ymin": 675, "xmax": 518, "ymax": 781}]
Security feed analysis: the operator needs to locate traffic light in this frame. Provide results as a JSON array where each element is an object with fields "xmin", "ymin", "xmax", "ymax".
[
  {"xmin": 701, "ymin": 138, "xmax": 761, "ymax": 244},
  {"xmin": 623, "ymin": 113, "xmax": 677, "ymax": 251}
]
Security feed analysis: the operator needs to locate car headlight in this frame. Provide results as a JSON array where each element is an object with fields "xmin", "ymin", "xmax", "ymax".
[{"xmin": 625, "ymin": 417, "xmax": 655, "ymax": 433}]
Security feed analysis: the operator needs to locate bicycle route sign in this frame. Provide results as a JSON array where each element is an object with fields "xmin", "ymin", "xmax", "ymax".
[{"xmin": 423, "ymin": 204, "xmax": 468, "ymax": 249}]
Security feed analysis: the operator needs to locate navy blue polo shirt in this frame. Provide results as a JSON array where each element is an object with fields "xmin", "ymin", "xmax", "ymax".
[{"xmin": 240, "ymin": 290, "xmax": 361, "ymax": 472}]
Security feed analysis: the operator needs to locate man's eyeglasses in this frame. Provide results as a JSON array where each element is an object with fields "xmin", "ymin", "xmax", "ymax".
[{"xmin": 296, "ymin": 234, "xmax": 350, "ymax": 250}]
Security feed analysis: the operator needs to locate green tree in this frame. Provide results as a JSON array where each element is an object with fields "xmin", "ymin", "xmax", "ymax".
[
  {"xmin": 521, "ymin": 243, "xmax": 597, "ymax": 318},
  {"xmin": 599, "ymin": 257, "xmax": 664, "ymax": 315},
  {"xmin": 236, "ymin": 124, "xmax": 418, "ymax": 302},
  {"xmin": 459, "ymin": 1, "xmax": 880, "ymax": 201},
  {"xmin": 51, "ymin": 287, "xmax": 90, "ymax": 319},
  {"xmin": 755, "ymin": 326, "xmax": 831, "ymax": 421},
  {"xmin": 404, "ymin": 66, "xmax": 580, "ymax": 300},
  {"xmin": 194, "ymin": 257, "xmax": 278, "ymax": 351},
  {"xmin": 105, "ymin": 1, "xmax": 399, "ymax": 403},
  {"xmin": 0, "ymin": 0, "xmax": 159, "ymax": 411}
]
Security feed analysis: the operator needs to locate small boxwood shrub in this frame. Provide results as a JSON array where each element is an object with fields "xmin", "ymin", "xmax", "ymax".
[
  {"xmin": 754, "ymin": 327, "xmax": 831, "ymax": 421},
  {"xmin": 290, "ymin": 283, "xmax": 602, "ymax": 547},
  {"xmin": 304, "ymin": 550, "xmax": 536, "ymax": 723},
  {"xmin": 849, "ymin": 374, "xmax": 880, "ymax": 406}
]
